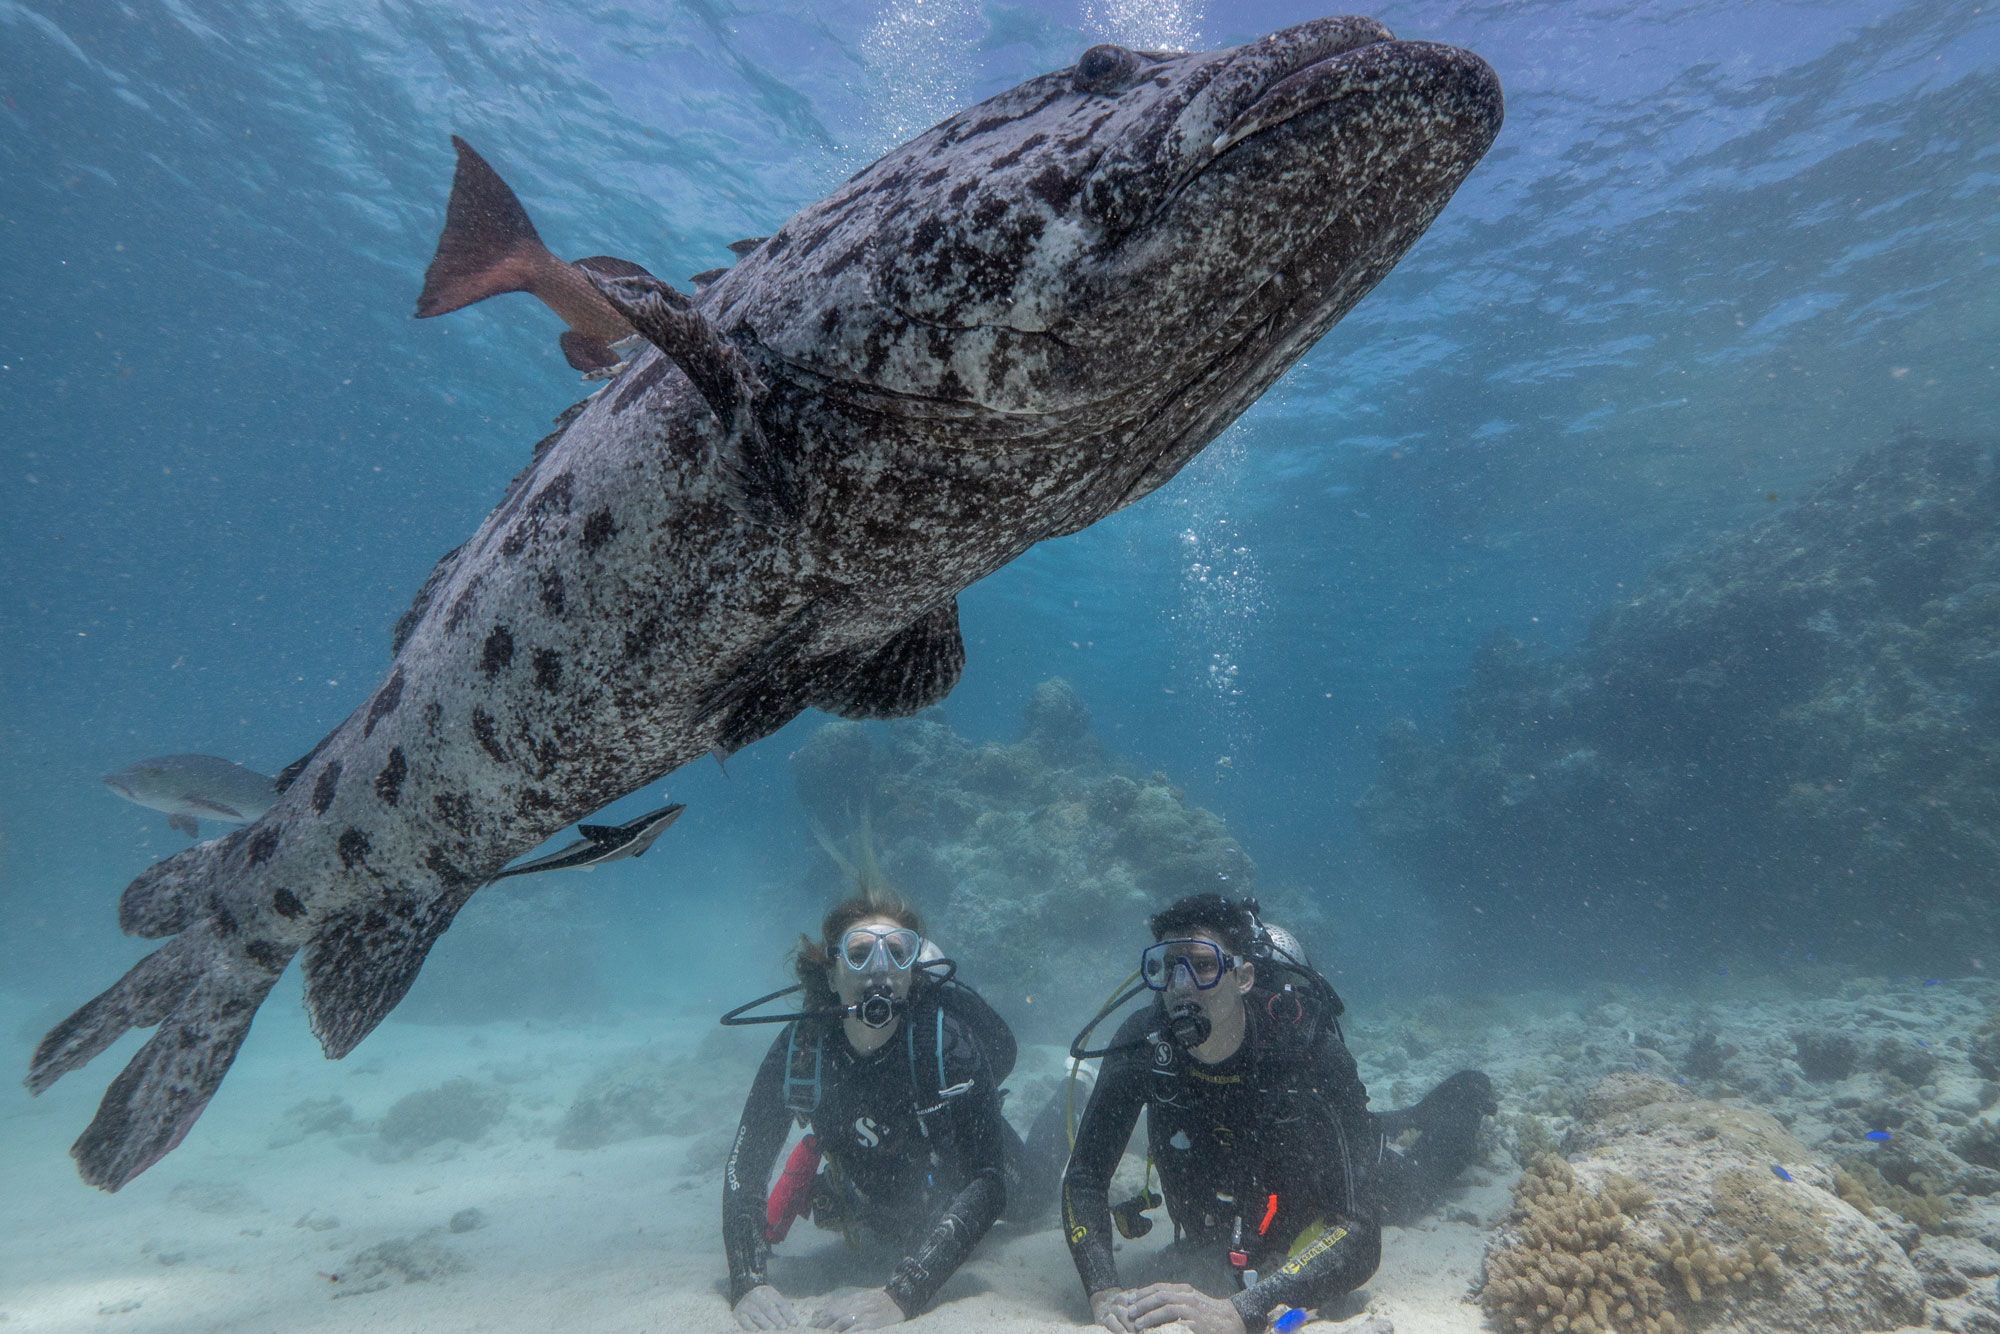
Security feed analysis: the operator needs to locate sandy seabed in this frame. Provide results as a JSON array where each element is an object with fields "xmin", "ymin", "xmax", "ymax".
[{"xmin": 7, "ymin": 963, "xmax": 1982, "ymax": 1334}]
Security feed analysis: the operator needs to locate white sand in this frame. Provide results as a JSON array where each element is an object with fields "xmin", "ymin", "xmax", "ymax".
[{"xmin": 0, "ymin": 979, "xmax": 1507, "ymax": 1333}]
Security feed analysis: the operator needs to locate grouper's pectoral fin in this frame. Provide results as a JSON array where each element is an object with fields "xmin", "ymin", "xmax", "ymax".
[
  {"xmin": 811, "ymin": 600, "xmax": 966, "ymax": 721},
  {"xmin": 168, "ymin": 813, "xmax": 198, "ymax": 838},
  {"xmin": 584, "ymin": 270, "xmax": 805, "ymax": 528},
  {"xmin": 301, "ymin": 878, "xmax": 481, "ymax": 1059}
]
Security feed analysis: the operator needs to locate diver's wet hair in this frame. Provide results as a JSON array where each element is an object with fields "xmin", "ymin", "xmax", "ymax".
[
  {"xmin": 791, "ymin": 888, "xmax": 926, "ymax": 1021},
  {"xmin": 1148, "ymin": 893, "xmax": 1255, "ymax": 958}
]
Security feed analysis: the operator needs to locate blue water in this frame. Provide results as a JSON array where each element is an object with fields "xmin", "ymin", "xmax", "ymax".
[{"xmin": 2, "ymin": 0, "xmax": 1998, "ymax": 1264}]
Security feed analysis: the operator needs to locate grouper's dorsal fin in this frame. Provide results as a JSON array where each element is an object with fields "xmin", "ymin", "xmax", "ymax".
[
  {"xmin": 585, "ymin": 270, "xmax": 805, "ymax": 528},
  {"xmin": 811, "ymin": 600, "xmax": 965, "ymax": 721},
  {"xmin": 725, "ymin": 237, "xmax": 766, "ymax": 258}
]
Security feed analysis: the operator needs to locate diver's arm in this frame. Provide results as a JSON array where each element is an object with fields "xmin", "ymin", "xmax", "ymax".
[
  {"xmin": 722, "ymin": 1029, "xmax": 798, "ymax": 1306},
  {"xmin": 882, "ymin": 1026, "xmax": 1007, "ymax": 1316},
  {"xmin": 1060, "ymin": 1012, "xmax": 1154, "ymax": 1298},
  {"xmin": 1228, "ymin": 1215, "xmax": 1381, "ymax": 1330},
  {"xmin": 1224, "ymin": 1027, "xmax": 1385, "ymax": 1328}
]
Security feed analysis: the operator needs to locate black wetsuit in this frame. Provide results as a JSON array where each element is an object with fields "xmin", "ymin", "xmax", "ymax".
[
  {"xmin": 722, "ymin": 994, "xmax": 1008, "ymax": 1317},
  {"xmin": 1061, "ymin": 1003, "xmax": 1383, "ymax": 1332}
]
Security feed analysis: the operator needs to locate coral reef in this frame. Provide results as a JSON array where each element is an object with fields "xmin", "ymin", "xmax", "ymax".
[
  {"xmin": 1357, "ymin": 436, "xmax": 2000, "ymax": 966},
  {"xmin": 790, "ymin": 679, "xmax": 1299, "ymax": 1031},
  {"xmin": 1482, "ymin": 1071, "xmax": 1928, "ymax": 1333},
  {"xmin": 378, "ymin": 1078, "xmax": 508, "ymax": 1153}
]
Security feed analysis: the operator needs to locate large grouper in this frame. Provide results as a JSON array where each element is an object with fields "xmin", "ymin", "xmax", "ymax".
[{"xmin": 31, "ymin": 15, "xmax": 1501, "ymax": 1189}]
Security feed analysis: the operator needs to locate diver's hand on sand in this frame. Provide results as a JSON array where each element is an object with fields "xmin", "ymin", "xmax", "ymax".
[
  {"xmin": 1124, "ymin": 1283, "xmax": 1246, "ymax": 1334},
  {"xmin": 735, "ymin": 1284, "xmax": 800, "ymax": 1330},
  {"xmin": 1090, "ymin": 1287, "xmax": 1140, "ymax": 1332},
  {"xmin": 809, "ymin": 1288, "xmax": 905, "ymax": 1330}
]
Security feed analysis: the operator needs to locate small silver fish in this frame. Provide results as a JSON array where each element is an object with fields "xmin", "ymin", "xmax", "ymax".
[{"xmin": 103, "ymin": 755, "xmax": 277, "ymax": 838}]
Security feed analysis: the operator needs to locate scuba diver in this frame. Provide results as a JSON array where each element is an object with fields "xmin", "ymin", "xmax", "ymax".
[
  {"xmin": 720, "ymin": 892, "xmax": 1016, "ymax": 1331},
  {"xmin": 1061, "ymin": 894, "xmax": 1497, "ymax": 1334}
]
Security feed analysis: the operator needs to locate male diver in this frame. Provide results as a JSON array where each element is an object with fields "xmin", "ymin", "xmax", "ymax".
[
  {"xmin": 721, "ymin": 894, "xmax": 1015, "ymax": 1331},
  {"xmin": 1062, "ymin": 895, "xmax": 1497, "ymax": 1333}
]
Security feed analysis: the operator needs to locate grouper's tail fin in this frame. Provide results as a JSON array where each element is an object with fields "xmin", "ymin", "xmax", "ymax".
[
  {"xmin": 26, "ymin": 924, "xmax": 292, "ymax": 1191},
  {"xmin": 414, "ymin": 135, "xmax": 553, "ymax": 319}
]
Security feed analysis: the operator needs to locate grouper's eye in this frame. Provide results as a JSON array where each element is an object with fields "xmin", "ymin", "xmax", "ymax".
[{"xmin": 1073, "ymin": 43, "xmax": 1141, "ymax": 95}]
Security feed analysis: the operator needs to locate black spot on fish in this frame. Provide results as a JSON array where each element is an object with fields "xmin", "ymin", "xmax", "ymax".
[
  {"xmin": 948, "ymin": 178, "xmax": 977, "ymax": 205},
  {"xmin": 529, "ymin": 472, "xmax": 573, "ymax": 517},
  {"xmin": 1027, "ymin": 163, "xmax": 1083, "ymax": 211},
  {"xmin": 581, "ymin": 508, "xmax": 617, "ymax": 553},
  {"xmin": 337, "ymin": 828, "xmax": 371, "ymax": 869},
  {"xmin": 272, "ymin": 888, "xmax": 306, "ymax": 919},
  {"xmin": 424, "ymin": 846, "xmax": 473, "ymax": 889},
  {"xmin": 363, "ymin": 668, "xmax": 405, "ymax": 738},
  {"xmin": 473, "ymin": 708, "xmax": 507, "ymax": 762},
  {"xmin": 433, "ymin": 791, "xmax": 472, "ymax": 833},
  {"xmin": 424, "ymin": 700, "xmax": 444, "ymax": 731},
  {"xmin": 246, "ymin": 939, "xmax": 290, "ymax": 972},
  {"xmin": 533, "ymin": 648, "xmax": 562, "ymax": 691},
  {"xmin": 988, "ymin": 132, "xmax": 1046, "ymax": 169},
  {"xmin": 445, "ymin": 575, "xmax": 485, "ymax": 633},
  {"xmin": 538, "ymin": 571, "xmax": 565, "ymax": 616},
  {"xmin": 247, "ymin": 828, "xmax": 280, "ymax": 865},
  {"xmin": 211, "ymin": 903, "xmax": 238, "ymax": 936},
  {"xmin": 623, "ymin": 616, "xmax": 663, "ymax": 660},
  {"xmin": 311, "ymin": 762, "xmax": 342, "ymax": 815},
  {"xmin": 480, "ymin": 625, "xmax": 514, "ymax": 676},
  {"xmin": 819, "ymin": 307, "xmax": 842, "ymax": 336},
  {"xmin": 911, "ymin": 214, "xmax": 946, "ymax": 253},
  {"xmin": 517, "ymin": 787, "xmax": 556, "ymax": 814},
  {"xmin": 375, "ymin": 748, "xmax": 407, "ymax": 806}
]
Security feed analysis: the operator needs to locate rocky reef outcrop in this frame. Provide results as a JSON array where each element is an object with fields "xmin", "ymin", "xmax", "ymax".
[
  {"xmin": 1357, "ymin": 436, "xmax": 2000, "ymax": 967},
  {"xmin": 791, "ymin": 679, "xmax": 1288, "ymax": 1032}
]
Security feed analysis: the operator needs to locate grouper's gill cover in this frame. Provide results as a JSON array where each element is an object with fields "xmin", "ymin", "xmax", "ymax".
[{"xmin": 28, "ymin": 15, "xmax": 1501, "ymax": 1191}]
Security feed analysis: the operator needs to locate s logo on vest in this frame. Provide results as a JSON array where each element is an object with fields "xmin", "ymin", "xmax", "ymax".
[{"xmin": 854, "ymin": 1116, "xmax": 883, "ymax": 1149}]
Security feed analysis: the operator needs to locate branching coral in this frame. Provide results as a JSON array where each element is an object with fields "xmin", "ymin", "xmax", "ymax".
[
  {"xmin": 1482, "ymin": 1154, "xmax": 1785, "ymax": 1334},
  {"xmin": 1482, "ymin": 1155, "xmax": 1674, "ymax": 1334}
]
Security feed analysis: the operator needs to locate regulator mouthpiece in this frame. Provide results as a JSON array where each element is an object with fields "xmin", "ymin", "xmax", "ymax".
[
  {"xmin": 855, "ymin": 989, "xmax": 901, "ymax": 1030},
  {"xmin": 1167, "ymin": 1003, "xmax": 1211, "ymax": 1049}
]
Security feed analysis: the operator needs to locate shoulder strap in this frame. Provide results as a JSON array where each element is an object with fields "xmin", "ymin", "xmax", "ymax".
[{"xmin": 782, "ymin": 1024, "xmax": 824, "ymax": 1119}]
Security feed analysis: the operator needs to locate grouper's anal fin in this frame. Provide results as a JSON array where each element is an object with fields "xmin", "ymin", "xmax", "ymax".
[
  {"xmin": 301, "ymin": 878, "xmax": 480, "ymax": 1059},
  {"xmin": 585, "ymin": 270, "xmax": 805, "ymax": 528},
  {"xmin": 812, "ymin": 600, "xmax": 965, "ymax": 721}
]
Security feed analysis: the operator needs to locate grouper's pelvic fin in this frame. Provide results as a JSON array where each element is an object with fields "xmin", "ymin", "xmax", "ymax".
[
  {"xmin": 301, "ymin": 875, "xmax": 481, "ymax": 1058},
  {"xmin": 414, "ymin": 135, "xmax": 550, "ymax": 319},
  {"xmin": 26, "ymin": 923, "xmax": 292, "ymax": 1191},
  {"xmin": 587, "ymin": 269, "xmax": 806, "ymax": 527}
]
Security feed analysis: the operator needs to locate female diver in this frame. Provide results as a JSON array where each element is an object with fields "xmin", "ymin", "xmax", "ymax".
[{"xmin": 722, "ymin": 892, "xmax": 1013, "ymax": 1331}]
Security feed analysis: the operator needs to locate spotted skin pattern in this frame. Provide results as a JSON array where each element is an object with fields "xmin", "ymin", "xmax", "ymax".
[{"xmin": 28, "ymin": 16, "xmax": 1501, "ymax": 1190}]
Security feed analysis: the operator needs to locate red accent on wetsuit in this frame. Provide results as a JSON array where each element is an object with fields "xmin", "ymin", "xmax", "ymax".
[
  {"xmin": 1258, "ymin": 1193, "xmax": 1279, "ymax": 1236},
  {"xmin": 765, "ymin": 1134, "xmax": 821, "ymax": 1242}
]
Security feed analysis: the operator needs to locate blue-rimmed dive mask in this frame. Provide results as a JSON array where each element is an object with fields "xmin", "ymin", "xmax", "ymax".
[
  {"xmin": 840, "ymin": 926, "xmax": 922, "ymax": 973},
  {"xmin": 1141, "ymin": 938, "xmax": 1239, "ymax": 991}
]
